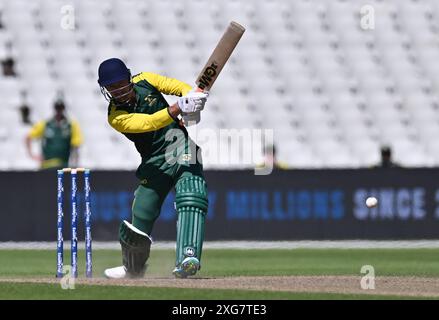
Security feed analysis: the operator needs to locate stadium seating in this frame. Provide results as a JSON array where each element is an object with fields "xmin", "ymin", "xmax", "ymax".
[{"xmin": 1, "ymin": 0, "xmax": 439, "ymax": 170}]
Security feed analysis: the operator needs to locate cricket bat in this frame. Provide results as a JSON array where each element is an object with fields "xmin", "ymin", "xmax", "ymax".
[
  {"xmin": 196, "ymin": 21, "xmax": 246, "ymax": 91},
  {"xmin": 183, "ymin": 21, "xmax": 245, "ymax": 126}
]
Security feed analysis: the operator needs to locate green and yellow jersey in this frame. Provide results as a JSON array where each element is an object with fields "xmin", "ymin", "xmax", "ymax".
[
  {"xmin": 107, "ymin": 72, "xmax": 199, "ymax": 181},
  {"xmin": 28, "ymin": 117, "xmax": 83, "ymax": 169}
]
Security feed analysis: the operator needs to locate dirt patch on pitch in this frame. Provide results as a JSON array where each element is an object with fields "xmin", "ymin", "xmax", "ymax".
[
  {"xmin": 2, "ymin": 276, "xmax": 439, "ymax": 298},
  {"xmin": 90, "ymin": 275, "xmax": 439, "ymax": 297},
  {"xmin": 0, "ymin": 276, "xmax": 439, "ymax": 297}
]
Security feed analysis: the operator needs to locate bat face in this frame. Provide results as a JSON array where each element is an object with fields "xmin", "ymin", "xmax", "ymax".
[
  {"xmin": 184, "ymin": 22, "xmax": 245, "ymax": 127},
  {"xmin": 196, "ymin": 21, "xmax": 245, "ymax": 91}
]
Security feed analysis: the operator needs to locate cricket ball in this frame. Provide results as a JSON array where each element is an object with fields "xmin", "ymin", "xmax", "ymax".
[{"xmin": 366, "ymin": 197, "xmax": 378, "ymax": 208}]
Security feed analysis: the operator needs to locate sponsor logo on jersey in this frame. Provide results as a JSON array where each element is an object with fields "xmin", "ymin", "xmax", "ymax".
[{"xmin": 144, "ymin": 95, "xmax": 158, "ymax": 107}]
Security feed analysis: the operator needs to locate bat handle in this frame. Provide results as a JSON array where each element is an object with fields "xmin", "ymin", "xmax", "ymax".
[{"xmin": 183, "ymin": 112, "xmax": 200, "ymax": 127}]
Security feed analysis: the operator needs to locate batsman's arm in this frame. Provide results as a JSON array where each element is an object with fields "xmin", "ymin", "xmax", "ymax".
[
  {"xmin": 108, "ymin": 91, "xmax": 207, "ymax": 133},
  {"xmin": 133, "ymin": 72, "xmax": 193, "ymax": 96},
  {"xmin": 108, "ymin": 106, "xmax": 175, "ymax": 133}
]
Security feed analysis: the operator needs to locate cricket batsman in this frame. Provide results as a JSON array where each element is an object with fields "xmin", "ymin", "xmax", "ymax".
[{"xmin": 98, "ymin": 58, "xmax": 209, "ymax": 279}]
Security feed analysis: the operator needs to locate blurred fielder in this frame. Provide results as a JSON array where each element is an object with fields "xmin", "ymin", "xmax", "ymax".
[
  {"xmin": 26, "ymin": 100, "xmax": 83, "ymax": 170},
  {"xmin": 98, "ymin": 58, "xmax": 209, "ymax": 279}
]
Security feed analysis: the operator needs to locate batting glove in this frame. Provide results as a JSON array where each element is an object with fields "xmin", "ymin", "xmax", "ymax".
[{"xmin": 177, "ymin": 92, "xmax": 208, "ymax": 113}]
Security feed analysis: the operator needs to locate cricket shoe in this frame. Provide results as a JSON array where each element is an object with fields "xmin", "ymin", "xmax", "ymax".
[
  {"xmin": 104, "ymin": 265, "xmax": 146, "ymax": 279},
  {"xmin": 173, "ymin": 257, "xmax": 200, "ymax": 278}
]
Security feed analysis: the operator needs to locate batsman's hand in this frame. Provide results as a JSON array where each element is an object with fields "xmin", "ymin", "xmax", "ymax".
[
  {"xmin": 177, "ymin": 92, "xmax": 208, "ymax": 114},
  {"xmin": 180, "ymin": 88, "xmax": 209, "ymax": 126}
]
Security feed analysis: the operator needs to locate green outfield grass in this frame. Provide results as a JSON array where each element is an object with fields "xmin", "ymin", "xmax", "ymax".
[{"xmin": 0, "ymin": 248, "xmax": 438, "ymax": 299}]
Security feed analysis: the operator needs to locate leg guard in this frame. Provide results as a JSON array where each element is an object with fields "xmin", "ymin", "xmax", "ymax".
[
  {"xmin": 174, "ymin": 176, "xmax": 208, "ymax": 275},
  {"xmin": 119, "ymin": 220, "xmax": 152, "ymax": 278}
]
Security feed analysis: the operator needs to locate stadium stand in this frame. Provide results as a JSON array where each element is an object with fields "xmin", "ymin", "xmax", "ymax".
[{"xmin": 1, "ymin": 0, "xmax": 439, "ymax": 169}]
